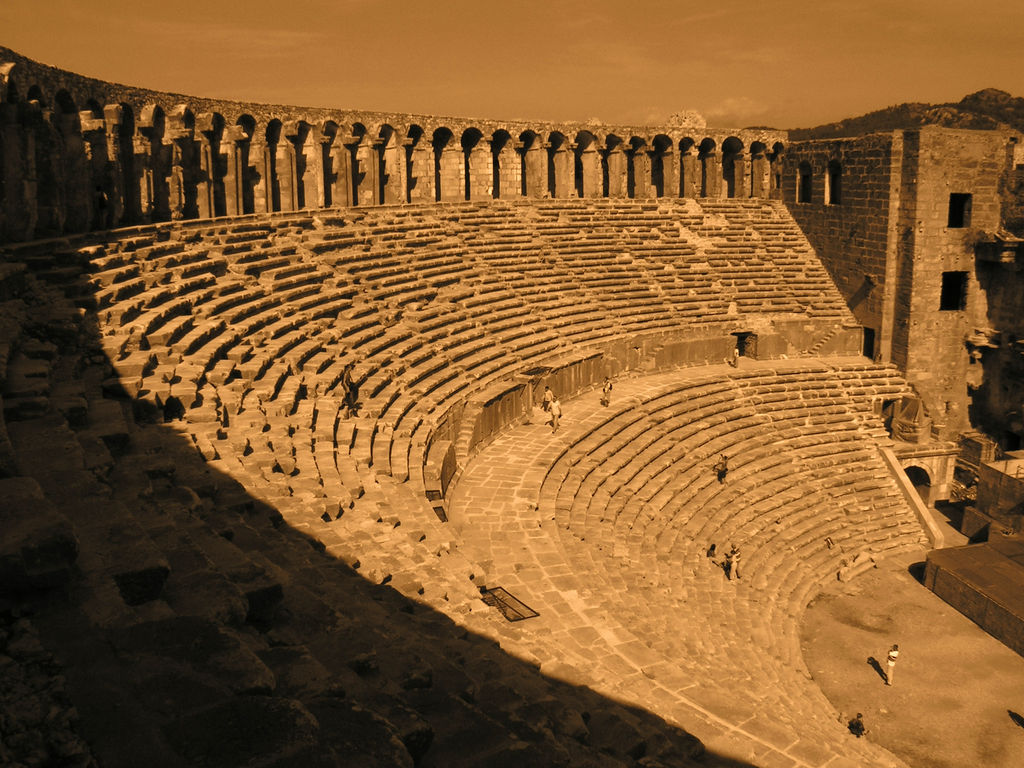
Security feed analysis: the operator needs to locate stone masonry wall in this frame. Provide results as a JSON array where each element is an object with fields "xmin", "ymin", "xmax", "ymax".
[
  {"xmin": 781, "ymin": 134, "xmax": 896, "ymax": 359},
  {"xmin": 903, "ymin": 127, "xmax": 1007, "ymax": 439}
]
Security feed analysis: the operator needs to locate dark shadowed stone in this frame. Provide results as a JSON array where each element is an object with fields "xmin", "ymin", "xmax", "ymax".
[
  {"xmin": 257, "ymin": 646, "xmax": 332, "ymax": 698},
  {"xmin": 162, "ymin": 570, "xmax": 249, "ymax": 626},
  {"xmin": 306, "ymin": 697, "xmax": 414, "ymax": 768},
  {"xmin": 515, "ymin": 696, "xmax": 590, "ymax": 743},
  {"xmin": 110, "ymin": 617, "xmax": 275, "ymax": 695},
  {"xmin": 364, "ymin": 693, "xmax": 434, "ymax": 764},
  {"xmin": 163, "ymin": 695, "xmax": 320, "ymax": 768},
  {"xmin": 0, "ymin": 476, "xmax": 78, "ymax": 592}
]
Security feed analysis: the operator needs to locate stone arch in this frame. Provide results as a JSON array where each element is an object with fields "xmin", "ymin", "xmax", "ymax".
[
  {"xmin": 519, "ymin": 130, "xmax": 545, "ymax": 198},
  {"xmin": 604, "ymin": 134, "xmax": 627, "ymax": 198},
  {"xmin": 904, "ymin": 465, "xmax": 932, "ymax": 506},
  {"xmin": 679, "ymin": 137, "xmax": 698, "ymax": 198},
  {"xmin": 749, "ymin": 141, "xmax": 769, "ymax": 199},
  {"xmin": 547, "ymin": 131, "xmax": 571, "ymax": 198},
  {"xmin": 651, "ymin": 134, "xmax": 674, "ymax": 198},
  {"xmin": 698, "ymin": 138, "xmax": 717, "ymax": 197},
  {"xmin": 235, "ymin": 114, "xmax": 257, "ymax": 214},
  {"xmin": 462, "ymin": 127, "xmax": 489, "ymax": 201},
  {"xmin": 405, "ymin": 124, "xmax": 429, "ymax": 203},
  {"xmin": 826, "ymin": 158, "xmax": 842, "ymax": 205},
  {"xmin": 573, "ymin": 131, "xmax": 600, "ymax": 199},
  {"xmin": 432, "ymin": 127, "xmax": 460, "ymax": 202},
  {"xmin": 490, "ymin": 129, "xmax": 515, "ymax": 200},
  {"xmin": 797, "ymin": 159, "xmax": 812, "ymax": 203},
  {"xmin": 26, "ymin": 83, "xmax": 46, "ymax": 107},
  {"xmin": 721, "ymin": 136, "xmax": 745, "ymax": 199}
]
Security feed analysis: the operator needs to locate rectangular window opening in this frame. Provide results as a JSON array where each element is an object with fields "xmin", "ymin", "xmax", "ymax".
[
  {"xmin": 939, "ymin": 271, "xmax": 968, "ymax": 311},
  {"xmin": 948, "ymin": 193, "xmax": 972, "ymax": 228}
]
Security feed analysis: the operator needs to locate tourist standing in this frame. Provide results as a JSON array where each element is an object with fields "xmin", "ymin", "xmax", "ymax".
[
  {"xmin": 885, "ymin": 644, "xmax": 899, "ymax": 686},
  {"xmin": 727, "ymin": 543, "xmax": 741, "ymax": 580},
  {"xmin": 600, "ymin": 377, "xmax": 612, "ymax": 407},
  {"xmin": 542, "ymin": 386, "xmax": 554, "ymax": 413},
  {"xmin": 714, "ymin": 454, "xmax": 729, "ymax": 483},
  {"xmin": 550, "ymin": 397, "xmax": 562, "ymax": 433}
]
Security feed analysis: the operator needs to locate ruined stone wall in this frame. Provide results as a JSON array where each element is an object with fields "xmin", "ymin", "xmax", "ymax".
[
  {"xmin": 0, "ymin": 46, "xmax": 786, "ymax": 244},
  {"xmin": 902, "ymin": 127, "xmax": 1007, "ymax": 439},
  {"xmin": 780, "ymin": 134, "xmax": 896, "ymax": 359}
]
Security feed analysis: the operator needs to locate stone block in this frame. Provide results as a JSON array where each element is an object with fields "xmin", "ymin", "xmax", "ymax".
[{"xmin": 0, "ymin": 475, "xmax": 79, "ymax": 592}]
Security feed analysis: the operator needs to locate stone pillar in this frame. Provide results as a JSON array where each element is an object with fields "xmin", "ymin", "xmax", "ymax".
[
  {"xmin": 380, "ymin": 137, "xmax": 405, "ymax": 205},
  {"xmin": 632, "ymin": 148, "xmax": 653, "ymax": 199},
  {"xmin": 729, "ymin": 152, "xmax": 749, "ymax": 199},
  {"xmin": 331, "ymin": 141, "xmax": 354, "ymax": 208},
  {"xmin": 276, "ymin": 127, "xmax": 298, "ymax": 212},
  {"xmin": 681, "ymin": 149, "xmax": 699, "ymax": 198},
  {"xmin": 523, "ymin": 142, "xmax": 546, "ymax": 198},
  {"xmin": 607, "ymin": 146, "xmax": 628, "ymax": 198},
  {"xmin": 80, "ymin": 116, "xmax": 107, "ymax": 229},
  {"xmin": 167, "ymin": 136, "xmax": 187, "ymax": 220},
  {"xmin": 551, "ymin": 144, "xmax": 573, "ymax": 198},
  {"xmin": 701, "ymin": 151, "xmax": 720, "ymax": 197},
  {"xmin": 0, "ymin": 102, "xmax": 31, "ymax": 240},
  {"xmin": 467, "ymin": 142, "xmax": 491, "ymax": 200},
  {"xmin": 405, "ymin": 139, "xmax": 432, "ymax": 203},
  {"xmin": 578, "ymin": 146, "xmax": 600, "ymax": 198},
  {"xmin": 103, "ymin": 104, "xmax": 129, "ymax": 225},
  {"xmin": 196, "ymin": 129, "xmax": 216, "ymax": 218},
  {"xmin": 494, "ymin": 142, "xmax": 518, "ymax": 199},
  {"xmin": 220, "ymin": 127, "xmax": 245, "ymax": 216},
  {"xmin": 662, "ymin": 148, "xmax": 679, "ymax": 198},
  {"xmin": 750, "ymin": 150, "xmax": 769, "ymax": 199},
  {"xmin": 437, "ymin": 141, "xmax": 463, "ymax": 202},
  {"xmin": 251, "ymin": 138, "xmax": 271, "ymax": 214},
  {"xmin": 354, "ymin": 138, "xmax": 376, "ymax": 206}
]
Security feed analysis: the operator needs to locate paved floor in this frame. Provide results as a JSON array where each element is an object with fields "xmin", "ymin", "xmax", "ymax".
[
  {"xmin": 449, "ymin": 361, "xmax": 920, "ymax": 767},
  {"xmin": 801, "ymin": 549, "xmax": 1024, "ymax": 768}
]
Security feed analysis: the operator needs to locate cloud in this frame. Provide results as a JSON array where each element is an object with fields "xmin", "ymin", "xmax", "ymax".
[{"xmin": 702, "ymin": 96, "xmax": 770, "ymax": 126}]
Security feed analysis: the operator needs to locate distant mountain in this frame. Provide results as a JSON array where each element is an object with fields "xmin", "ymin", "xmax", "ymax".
[{"xmin": 790, "ymin": 89, "xmax": 1024, "ymax": 140}]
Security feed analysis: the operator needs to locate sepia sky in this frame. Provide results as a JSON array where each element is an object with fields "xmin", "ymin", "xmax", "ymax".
[{"xmin": 2, "ymin": 0, "xmax": 1023, "ymax": 129}]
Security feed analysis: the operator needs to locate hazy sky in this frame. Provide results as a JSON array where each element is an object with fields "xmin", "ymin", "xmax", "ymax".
[{"xmin": 3, "ymin": 0, "xmax": 1022, "ymax": 128}]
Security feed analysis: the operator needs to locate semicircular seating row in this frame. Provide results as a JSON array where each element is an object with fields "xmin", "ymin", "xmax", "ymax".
[
  {"xmin": 450, "ymin": 360, "xmax": 927, "ymax": 766},
  {"xmin": 10, "ymin": 197, "xmax": 858, "ymax": 599}
]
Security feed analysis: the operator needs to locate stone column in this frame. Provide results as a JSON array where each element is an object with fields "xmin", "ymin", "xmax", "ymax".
[
  {"xmin": 251, "ymin": 138, "xmax": 271, "ymax": 214},
  {"xmin": 354, "ymin": 138, "xmax": 376, "ymax": 206},
  {"xmin": 750, "ymin": 150, "xmax": 769, "ymax": 199},
  {"xmin": 607, "ymin": 146, "xmax": 628, "ymax": 198},
  {"xmin": 551, "ymin": 144, "xmax": 573, "ymax": 198},
  {"xmin": 220, "ymin": 127, "xmax": 245, "ymax": 216},
  {"xmin": 467, "ymin": 142, "xmax": 491, "ymax": 200},
  {"xmin": 701, "ymin": 151, "xmax": 720, "ymax": 197},
  {"xmin": 523, "ymin": 142, "xmax": 546, "ymax": 198},
  {"xmin": 681, "ymin": 148, "xmax": 699, "ymax": 198},
  {"xmin": 103, "ymin": 104, "xmax": 130, "ymax": 225},
  {"xmin": 578, "ymin": 145, "xmax": 600, "ymax": 198},
  {"xmin": 662, "ymin": 148, "xmax": 679, "ymax": 198},
  {"xmin": 632, "ymin": 148, "xmax": 653, "ymax": 199}
]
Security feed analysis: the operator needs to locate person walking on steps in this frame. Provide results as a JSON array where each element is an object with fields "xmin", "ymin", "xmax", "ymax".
[
  {"xmin": 550, "ymin": 397, "xmax": 562, "ymax": 433},
  {"xmin": 600, "ymin": 377, "xmax": 612, "ymax": 407},
  {"xmin": 885, "ymin": 644, "xmax": 899, "ymax": 686},
  {"xmin": 714, "ymin": 454, "xmax": 729, "ymax": 483},
  {"xmin": 542, "ymin": 386, "xmax": 554, "ymax": 413},
  {"xmin": 726, "ymin": 543, "xmax": 741, "ymax": 580}
]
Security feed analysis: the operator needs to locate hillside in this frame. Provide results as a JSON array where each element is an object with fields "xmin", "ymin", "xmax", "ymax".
[{"xmin": 790, "ymin": 88, "xmax": 1024, "ymax": 140}]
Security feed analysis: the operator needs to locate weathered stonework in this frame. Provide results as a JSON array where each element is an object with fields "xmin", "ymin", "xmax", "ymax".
[
  {"xmin": 784, "ymin": 127, "xmax": 1023, "ymax": 450},
  {"xmin": 0, "ymin": 46, "xmax": 785, "ymax": 244}
]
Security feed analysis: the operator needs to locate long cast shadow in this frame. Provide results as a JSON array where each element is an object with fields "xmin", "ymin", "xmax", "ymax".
[{"xmin": 0, "ymin": 228, "xmax": 766, "ymax": 767}]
